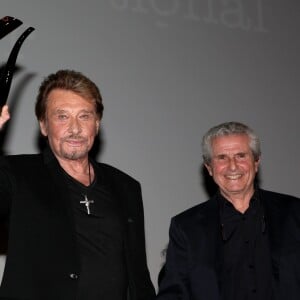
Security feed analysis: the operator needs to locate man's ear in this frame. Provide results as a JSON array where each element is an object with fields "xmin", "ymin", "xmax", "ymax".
[
  {"xmin": 254, "ymin": 157, "xmax": 260, "ymax": 173},
  {"xmin": 39, "ymin": 120, "xmax": 48, "ymax": 137},
  {"xmin": 95, "ymin": 120, "xmax": 100, "ymax": 134},
  {"xmin": 204, "ymin": 163, "xmax": 213, "ymax": 176}
]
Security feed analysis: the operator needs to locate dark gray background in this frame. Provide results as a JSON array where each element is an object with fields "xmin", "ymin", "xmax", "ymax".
[{"xmin": 1, "ymin": 0, "xmax": 299, "ymax": 289}]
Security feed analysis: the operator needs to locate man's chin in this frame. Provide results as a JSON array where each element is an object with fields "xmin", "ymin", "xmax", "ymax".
[{"xmin": 61, "ymin": 149, "xmax": 88, "ymax": 160}]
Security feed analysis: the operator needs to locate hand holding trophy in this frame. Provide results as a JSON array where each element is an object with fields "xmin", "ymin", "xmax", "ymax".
[{"xmin": 0, "ymin": 105, "xmax": 10, "ymax": 129}]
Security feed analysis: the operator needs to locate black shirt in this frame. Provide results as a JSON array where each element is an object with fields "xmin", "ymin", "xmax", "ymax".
[
  {"xmin": 64, "ymin": 162, "xmax": 127, "ymax": 300},
  {"xmin": 219, "ymin": 190, "xmax": 273, "ymax": 300}
]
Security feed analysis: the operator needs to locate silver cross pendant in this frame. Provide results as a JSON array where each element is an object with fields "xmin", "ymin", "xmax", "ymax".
[{"xmin": 80, "ymin": 195, "xmax": 94, "ymax": 215}]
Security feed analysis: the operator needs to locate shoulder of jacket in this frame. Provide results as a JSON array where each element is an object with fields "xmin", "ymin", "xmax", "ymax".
[
  {"xmin": 260, "ymin": 188, "xmax": 300, "ymax": 201},
  {"xmin": 1, "ymin": 153, "xmax": 42, "ymax": 166},
  {"xmin": 172, "ymin": 195, "xmax": 218, "ymax": 224},
  {"xmin": 96, "ymin": 162, "xmax": 140, "ymax": 185}
]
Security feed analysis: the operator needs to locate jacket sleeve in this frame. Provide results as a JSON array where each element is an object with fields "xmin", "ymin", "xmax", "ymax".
[
  {"xmin": 100, "ymin": 164, "xmax": 156, "ymax": 299},
  {"xmin": 0, "ymin": 157, "xmax": 13, "ymax": 217},
  {"xmin": 121, "ymin": 179, "xmax": 156, "ymax": 300},
  {"xmin": 156, "ymin": 217, "xmax": 190, "ymax": 300}
]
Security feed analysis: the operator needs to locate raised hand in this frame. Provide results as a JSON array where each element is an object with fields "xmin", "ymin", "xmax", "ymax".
[{"xmin": 0, "ymin": 105, "xmax": 10, "ymax": 129}]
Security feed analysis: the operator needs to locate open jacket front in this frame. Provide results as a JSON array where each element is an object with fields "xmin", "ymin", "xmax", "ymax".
[
  {"xmin": 157, "ymin": 189, "xmax": 300, "ymax": 300},
  {"xmin": 0, "ymin": 147, "xmax": 155, "ymax": 300}
]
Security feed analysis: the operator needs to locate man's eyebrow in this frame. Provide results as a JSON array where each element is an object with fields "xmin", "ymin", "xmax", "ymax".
[
  {"xmin": 79, "ymin": 109, "xmax": 94, "ymax": 113},
  {"xmin": 52, "ymin": 109, "xmax": 68, "ymax": 115},
  {"xmin": 52, "ymin": 109, "xmax": 94, "ymax": 114}
]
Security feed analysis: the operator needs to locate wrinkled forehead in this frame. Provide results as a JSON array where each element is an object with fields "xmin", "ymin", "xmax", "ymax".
[
  {"xmin": 46, "ymin": 89, "xmax": 96, "ymax": 107},
  {"xmin": 44, "ymin": 90, "xmax": 97, "ymax": 118},
  {"xmin": 210, "ymin": 134, "xmax": 251, "ymax": 151}
]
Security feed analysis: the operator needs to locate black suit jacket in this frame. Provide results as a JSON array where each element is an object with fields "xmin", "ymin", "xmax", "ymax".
[
  {"xmin": 0, "ymin": 148, "xmax": 155, "ymax": 300},
  {"xmin": 156, "ymin": 189, "xmax": 300, "ymax": 300}
]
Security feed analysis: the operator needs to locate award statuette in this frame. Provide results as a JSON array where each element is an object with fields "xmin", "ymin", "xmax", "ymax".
[
  {"xmin": 0, "ymin": 16, "xmax": 35, "ymax": 110},
  {"xmin": 0, "ymin": 16, "xmax": 22, "ymax": 40}
]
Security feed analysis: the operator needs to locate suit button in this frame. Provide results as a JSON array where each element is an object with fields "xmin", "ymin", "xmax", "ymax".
[{"xmin": 69, "ymin": 273, "xmax": 79, "ymax": 279}]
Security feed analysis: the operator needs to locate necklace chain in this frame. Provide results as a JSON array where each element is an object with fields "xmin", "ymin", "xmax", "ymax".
[
  {"xmin": 79, "ymin": 161, "xmax": 94, "ymax": 215},
  {"xmin": 88, "ymin": 161, "xmax": 92, "ymax": 186}
]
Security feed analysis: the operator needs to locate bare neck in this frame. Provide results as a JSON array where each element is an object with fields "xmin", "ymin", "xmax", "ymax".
[
  {"xmin": 57, "ymin": 157, "xmax": 94, "ymax": 187},
  {"xmin": 221, "ymin": 189, "xmax": 255, "ymax": 214}
]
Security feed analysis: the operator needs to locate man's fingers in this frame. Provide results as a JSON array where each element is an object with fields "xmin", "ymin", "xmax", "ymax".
[{"xmin": 0, "ymin": 105, "xmax": 10, "ymax": 129}]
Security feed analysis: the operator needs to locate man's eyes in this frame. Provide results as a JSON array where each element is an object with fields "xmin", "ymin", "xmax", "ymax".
[
  {"xmin": 216, "ymin": 155, "xmax": 226, "ymax": 160},
  {"xmin": 55, "ymin": 113, "xmax": 93, "ymax": 120},
  {"xmin": 79, "ymin": 114, "xmax": 92, "ymax": 120},
  {"xmin": 215, "ymin": 153, "xmax": 248, "ymax": 161},
  {"xmin": 57, "ymin": 114, "xmax": 68, "ymax": 120}
]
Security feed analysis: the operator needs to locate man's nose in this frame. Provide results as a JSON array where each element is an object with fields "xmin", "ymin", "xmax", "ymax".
[
  {"xmin": 68, "ymin": 118, "xmax": 82, "ymax": 134},
  {"xmin": 228, "ymin": 157, "xmax": 238, "ymax": 170}
]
